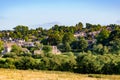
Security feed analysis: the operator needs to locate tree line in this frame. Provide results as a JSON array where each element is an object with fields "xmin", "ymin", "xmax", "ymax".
[{"xmin": 0, "ymin": 52, "xmax": 120, "ymax": 74}]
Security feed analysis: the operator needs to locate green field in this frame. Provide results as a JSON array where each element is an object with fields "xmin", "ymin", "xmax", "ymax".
[{"xmin": 0, "ymin": 69, "xmax": 120, "ymax": 80}]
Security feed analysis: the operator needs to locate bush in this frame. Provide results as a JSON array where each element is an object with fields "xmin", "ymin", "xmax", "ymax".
[
  {"xmin": 3, "ymin": 52, "xmax": 17, "ymax": 58},
  {"xmin": 0, "ymin": 58, "xmax": 16, "ymax": 69},
  {"xmin": 15, "ymin": 57, "xmax": 35, "ymax": 70},
  {"xmin": 92, "ymin": 44, "xmax": 109, "ymax": 55}
]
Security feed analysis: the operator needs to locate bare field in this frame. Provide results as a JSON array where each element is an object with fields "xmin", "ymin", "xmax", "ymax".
[{"xmin": 0, "ymin": 69, "xmax": 119, "ymax": 80}]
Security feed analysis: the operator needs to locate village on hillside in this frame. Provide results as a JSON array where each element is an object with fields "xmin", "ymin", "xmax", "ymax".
[
  {"xmin": 0, "ymin": 23, "xmax": 120, "ymax": 74},
  {"xmin": 0, "ymin": 23, "xmax": 115, "ymax": 56}
]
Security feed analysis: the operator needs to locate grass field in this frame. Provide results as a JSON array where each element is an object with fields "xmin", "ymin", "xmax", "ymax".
[{"xmin": 0, "ymin": 69, "xmax": 120, "ymax": 80}]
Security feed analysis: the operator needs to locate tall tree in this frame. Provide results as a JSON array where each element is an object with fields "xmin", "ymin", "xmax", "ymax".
[
  {"xmin": 96, "ymin": 29, "xmax": 110, "ymax": 45},
  {"xmin": 47, "ymin": 32, "xmax": 62, "ymax": 45},
  {"xmin": 71, "ymin": 37, "xmax": 88, "ymax": 52},
  {"xmin": 108, "ymin": 29, "xmax": 120, "ymax": 41},
  {"xmin": 13, "ymin": 25, "xmax": 29, "ymax": 38},
  {"xmin": 62, "ymin": 33, "xmax": 75, "ymax": 44},
  {"xmin": 86, "ymin": 23, "xmax": 92, "ymax": 29},
  {"xmin": 63, "ymin": 42, "xmax": 71, "ymax": 52},
  {"xmin": 75, "ymin": 22, "xmax": 83, "ymax": 31}
]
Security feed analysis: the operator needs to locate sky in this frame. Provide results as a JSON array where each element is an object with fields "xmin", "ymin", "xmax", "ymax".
[{"xmin": 0, "ymin": 0, "xmax": 120, "ymax": 30}]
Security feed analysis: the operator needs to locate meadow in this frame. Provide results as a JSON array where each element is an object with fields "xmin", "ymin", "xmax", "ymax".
[{"xmin": 0, "ymin": 69, "xmax": 120, "ymax": 80}]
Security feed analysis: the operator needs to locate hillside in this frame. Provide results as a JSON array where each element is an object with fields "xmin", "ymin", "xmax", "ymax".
[{"xmin": 0, "ymin": 23, "xmax": 120, "ymax": 74}]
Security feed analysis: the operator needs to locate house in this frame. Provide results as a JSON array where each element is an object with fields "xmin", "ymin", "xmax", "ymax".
[
  {"xmin": 2, "ymin": 42, "xmax": 15, "ymax": 54},
  {"xmin": 52, "ymin": 46, "xmax": 61, "ymax": 54},
  {"xmin": 34, "ymin": 50, "xmax": 42, "ymax": 54},
  {"xmin": 34, "ymin": 46, "xmax": 61, "ymax": 55},
  {"xmin": 88, "ymin": 31, "xmax": 101, "ymax": 39},
  {"xmin": 22, "ymin": 48, "xmax": 30, "ymax": 53},
  {"xmin": 74, "ymin": 31, "xmax": 87, "ymax": 38},
  {"xmin": 23, "ymin": 42, "xmax": 35, "ymax": 47},
  {"xmin": 16, "ymin": 39, "xmax": 25, "ymax": 46},
  {"xmin": 106, "ymin": 27, "xmax": 113, "ymax": 31}
]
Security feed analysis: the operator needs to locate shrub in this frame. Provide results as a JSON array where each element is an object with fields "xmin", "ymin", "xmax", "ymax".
[{"xmin": 15, "ymin": 57, "xmax": 35, "ymax": 70}]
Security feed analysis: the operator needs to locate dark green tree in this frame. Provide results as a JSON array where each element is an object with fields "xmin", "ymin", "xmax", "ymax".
[
  {"xmin": 47, "ymin": 32, "xmax": 62, "ymax": 45},
  {"xmin": 109, "ymin": 39, "xmax": 120, "ymax": 54},
  {"xmin": 75, "ymin": 22, "xmax": 83, "ymax": 31},
  {"xmin": 92, "ymin": 44, "xmax": 109, "ymax": 55},
  {"xmin": 15, "ymin": 57, "xmax": 35, "ymax": 70},
  {"xmin": 86, "ymin": 23, "xmax": 93, "ymax": 29},
  {"xmin": 63, "ymin": 42, "xmax": 71, "ymax": 52},
  {"xmin": 96, "ymin": 29, "xmax": 110, "ymax": 45},
  {"xmin": 108, "ymin": 29, "xmax": 120, "ymax": 41},
  {"xmin": 11, "ymin": 45, "xmax": 22, "ymax": 54},
  {"xmin": 13, "ymin": 25, "xmax": 29, "ymax": 39},
  {"xmin": 71, "ymin": 37, "xmax": 88, "ymax": 52},
  {"xmin": 62, "ymin": 33, "xmax": 75, "ymax": 44}
]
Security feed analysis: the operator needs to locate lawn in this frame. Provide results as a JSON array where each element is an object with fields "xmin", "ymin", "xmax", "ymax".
[{"xmin": 0, "ymin": 69, "xmax": 119, "ymax": 80}]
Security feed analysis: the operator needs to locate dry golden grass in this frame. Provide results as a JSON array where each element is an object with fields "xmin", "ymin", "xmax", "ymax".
[{"xmin": 0, "ymin": 69, "xmax": 119, "ymax": 80}]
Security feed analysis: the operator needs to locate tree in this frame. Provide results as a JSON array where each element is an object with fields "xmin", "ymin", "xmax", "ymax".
[
  {"xmin": 0, "ymin": 40, "xmax": 4, "ymax": 54},
  {"xmin": 96, "ymin": 29, "xmax": 110, "ymax": 45},
  {"xmin": 86, "ymin": 23, "xmax": 93, "ymax": 29},
  {"xmin": 42, "ymin": 45, "xmax": 52, "ymax": 53},
  {"xmin": 51, "ymin": 25, "xmax": 59, "ymax": 31},
  {"xmin": 62, "ymin": 33, "xmax": 75, "ymax": 44},
  {"xmin": 109, "ymin": 39, "xmax": 120, "ymax": 54},
  {"xmin": 75, "ymin": 22, "xmax": 83, "ymax": 31},
  {"xmin": 15, "ymin": 57, "xmax": 35, "ymax": 70},
  {"xmin": 71, "ymin": 37, "xmax": 88, "ymax": 52},
  {"xmin": 108, "ymin": 29, "xmax": 120, "ymax": 41},
  {"xmin": 92, "ymin": 44, "xmax": 109, "ymax": 55},
  {"xmin": 47, "ymin": 32, "xmax": 62, "ymax": 45},
  {"xmin": 76, "ymin": 54, "xmax": 103, "ymax": 73},
  {"xmin": 13, "ymin": 25, "xmax": 29, "ymax": 38},
  {"xmin": 63, "ymin": 42, "xmax": 71, "ymax": 52},
  {"xmin": 24, "ymin": 36, "xmax": 29, "ymax": 41},
  {"xmin": 40, "ymin": 57, "xmax": 50, "ymax": 70},
  {"xmin": 11, "ymin": 45, "xmax": 22, "ymax": 54}
]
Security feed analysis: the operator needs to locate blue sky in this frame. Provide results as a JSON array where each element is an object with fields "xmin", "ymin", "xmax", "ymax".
[{"xmin": 0, "ymin": 0, "xmax": 120, "ymax": 30}]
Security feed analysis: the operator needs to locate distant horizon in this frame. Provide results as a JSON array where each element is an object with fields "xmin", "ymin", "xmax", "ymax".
[
  {"xmin": 1, "ymin": 21, "xmax": 120, "ymax": 31},
  {"xmin": 0, "ymin": 0, "xmax": 120, "ymax": 30}
]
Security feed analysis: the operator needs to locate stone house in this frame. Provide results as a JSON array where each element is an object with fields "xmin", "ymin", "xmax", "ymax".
[
  {"xmin": 2, "ymin": 42, "xmax": 15, "ymax": 54},
  {"xmin": 74, "ymin": 31, "xmax": 87, "ymax": 38}
]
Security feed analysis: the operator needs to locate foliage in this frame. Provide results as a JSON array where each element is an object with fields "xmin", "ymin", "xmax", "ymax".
[
  {"xmin": 62, "ymin": 33, "xmax": 75, "ymax": 44},
  {"xmin": 108, "ymin": 29, "xmax": 120, "ymax": 41},
  {"xmin": 71, "ymin": 37, "xmax": 88, "ymax": 52},
  {"xmin": 96, "ymin": 29, "xmax": 110, "ymax": 45},
  {"xmin": 1, "ymin": 23, "xmax": 120, "ymax": 74},
  {"xmin": 75, "ymin": 22, "xmax": 83, "ymax": 31},
  {"xmin": 109, "ymin": 39, "xmax": 120, "ymax": 54},
  {"xmin": 15, "ymin": 57, "xmax": 36, "ymax": 70},
  {"xmin": 63, "ymin": 42, "xmax": 71, "ymax": 52},
  {"xmin": 0, "ymin": 40, "xmax": 4, "ymax": 54},
  {"xmin": 11, "ymin": 45, "xmax": 23, "ymax": 54},
  {"xmin": 92, "ymin": 44, "xmax": 109, "ymax": 55},
  {"xmin": 13, "ymin": 25, "xmax": 29, "ymax": 39},
  {"xmin": 47, "ymin": 32, "xmax": 62, "ymax": 45},
  {"xmin": 42, "ymin": 45, "xmax": 52, "ymax": 53}
]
